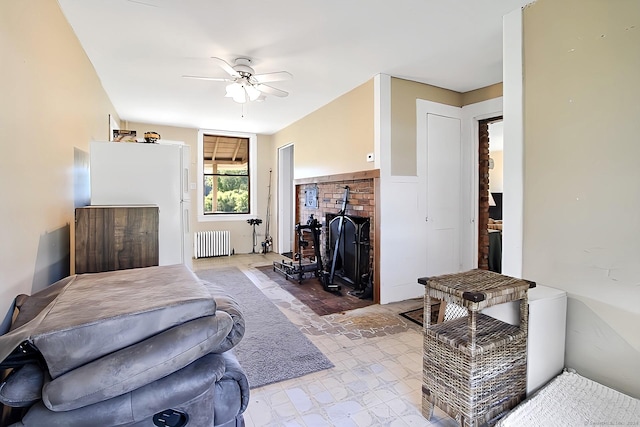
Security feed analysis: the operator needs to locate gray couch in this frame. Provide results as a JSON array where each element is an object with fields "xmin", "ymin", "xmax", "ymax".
[{"xmin": 0, "ymin": 265, "xmax": 249, "ymax": 426}]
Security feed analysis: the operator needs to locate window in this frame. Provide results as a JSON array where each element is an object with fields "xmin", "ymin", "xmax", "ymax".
[{"xmin": 198, "ymin": 130, "xmax": 257, "ymax": 220}]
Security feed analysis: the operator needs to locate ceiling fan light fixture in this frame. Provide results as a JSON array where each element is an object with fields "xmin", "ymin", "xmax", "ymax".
[
  {"xmin": 188, "ymin": 57, "xmax": 291, "ymax": 104},
  {"xmin": 245, "ymin": 84, "xmax": 261, "ymax": 102},
  {"xmin": 225, "ymin": 83, "xmax": 246, "ymax": 103}
]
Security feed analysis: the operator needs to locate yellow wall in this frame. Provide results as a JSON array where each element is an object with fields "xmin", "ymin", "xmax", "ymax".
[
  {"xmin": 272, "ymin": 79, "xmax": 375, "ymax": 179},
  {"xmin": 523, "ymin": 0, "xmax": 640, "ymax": 397},
  {"xmin": 0, "ymin": 1, "xmax": 118, "ymax": 331}
]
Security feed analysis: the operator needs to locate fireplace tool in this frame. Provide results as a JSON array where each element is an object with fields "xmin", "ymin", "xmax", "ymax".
[
  {"xmin": 321, "ymin": 186, "xmax": 350, "ymax": 292},
  {"xmin": 272, "ymin": 215, "xmax": 328, "ymax": 286}
]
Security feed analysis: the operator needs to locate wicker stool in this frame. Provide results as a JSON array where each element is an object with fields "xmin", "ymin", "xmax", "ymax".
[{"xmin": 418, "ymin": 269, "xmax": 534, "ymax": 427}]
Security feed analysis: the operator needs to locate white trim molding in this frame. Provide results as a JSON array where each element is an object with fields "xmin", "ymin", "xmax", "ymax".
[
  {"xmin": 197, "ymin": 129, "xmax": 258, "ymax": 222},
  {"xmin": 502, "ymin": 8, "xmax": 524, "ymax": 278},
  {"xmin": 461, "ymin": 97, "xmax": 504, "ymax": 269}
]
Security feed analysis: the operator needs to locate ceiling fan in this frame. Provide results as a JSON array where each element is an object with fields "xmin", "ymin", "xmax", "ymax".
[{"xmin": 183, "ymin": 57, "xmax": 292, "ymax": 104}]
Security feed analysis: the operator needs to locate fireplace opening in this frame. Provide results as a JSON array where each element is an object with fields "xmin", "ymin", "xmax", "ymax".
[{"xmin": 326, "ymin": 213, "xmax": 371, "ymax": 298}]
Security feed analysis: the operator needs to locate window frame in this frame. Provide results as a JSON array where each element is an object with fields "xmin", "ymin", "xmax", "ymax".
[{"xmin": 197, "ymin": 129, "xmax": 257, "ymax": 222}]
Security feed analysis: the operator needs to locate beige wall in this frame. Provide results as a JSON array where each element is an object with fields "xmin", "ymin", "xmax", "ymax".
[
  {"xmin": 461, "ymin": 83, "xmax": 503, "ymax": 106},
  {"xmin": 126, "ymin": 122, "xmax": 274, "ymax": 254},
  {"xmin": 390, "ymin": 78, "xmax": 503, "ymax": 176},
  {"xmin": 0, "ymin": 1, "xmax": 119, "ymax": 331},
  {"xmin": 390, "ymin": 78, "xmax": 462, "ymax": 176},
  {"xmin": 523, "ymin": 0, "xmax": 640, "ymax": 397},
  {"xmin": 272, "ymin": 79, "xmax": 375, "ymax": 179}
]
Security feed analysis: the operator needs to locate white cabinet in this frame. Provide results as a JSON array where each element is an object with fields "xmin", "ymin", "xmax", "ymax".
[{"xmin": 482, "ymin": 284, "xmax": 567, "ymax": 395}]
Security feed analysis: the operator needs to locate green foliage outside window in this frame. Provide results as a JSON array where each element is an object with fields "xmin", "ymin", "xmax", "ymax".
[{"xmin": 204, "ymin": 170, "xmax": 249, "ymax": 214}]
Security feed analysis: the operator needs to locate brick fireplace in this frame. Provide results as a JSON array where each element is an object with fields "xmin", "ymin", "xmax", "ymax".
[{"xmin": 294, "ymin": 170, "xmax": 380, "ymax": 301}]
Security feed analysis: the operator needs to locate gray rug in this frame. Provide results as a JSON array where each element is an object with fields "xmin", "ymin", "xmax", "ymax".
[{"xmin": 196, "ymin": 267, "xmax": 334, "ymax": 389}]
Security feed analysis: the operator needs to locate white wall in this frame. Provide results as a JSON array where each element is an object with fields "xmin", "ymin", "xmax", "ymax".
[
  {"xmin": 489, "ymin": 150, "xmax": 504, "ymax": 193},
  {"xmin": 488, "ymin": 120, "xmax": 504, "ymax": 193}
]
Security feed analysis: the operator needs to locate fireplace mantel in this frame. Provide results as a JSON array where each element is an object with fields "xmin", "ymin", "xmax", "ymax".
[{"xmin": 294, "ymin": 169, "xmax": 380, "ymax": 185}]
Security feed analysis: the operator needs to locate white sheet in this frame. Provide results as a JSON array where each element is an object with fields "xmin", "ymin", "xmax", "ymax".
[{"xmin": 497, "ymin": 370, "xmax": 640, "ymax": 427}]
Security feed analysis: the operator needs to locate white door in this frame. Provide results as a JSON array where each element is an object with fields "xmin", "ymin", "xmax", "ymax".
[
  {"xmin": 278, "ymin": 144, "xmax": 294, "ymax": 254},
  {"xmin": 426, "ymin": 113, "xmax": 462, "ymax": 276}
]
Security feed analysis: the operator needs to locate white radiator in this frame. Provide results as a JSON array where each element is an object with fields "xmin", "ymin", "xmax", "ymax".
[{"xmin": 194, "ymin": 230, "xmax": 231, "ymax": 258}]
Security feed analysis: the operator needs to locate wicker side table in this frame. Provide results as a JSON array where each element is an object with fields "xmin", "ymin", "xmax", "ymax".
[{"xmin": 418, "ymin": 269, "xmax": 535, "ymax": 427}]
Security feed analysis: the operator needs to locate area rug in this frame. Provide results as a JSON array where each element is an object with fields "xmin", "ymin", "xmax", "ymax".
[
  {"xmin": 399, "ymin": 307, "xmax": 424, "ymax": 327},
  {"xmin": 256, "ymin": 264, "xmax": 374, "ymax": 316},
  {"xmin": 398, "ymin": 302, "xmax": 441, "ymax": 327},
  {"xmin": 196, "ymin": 267, "xmax": 334, "ymax": 389}
]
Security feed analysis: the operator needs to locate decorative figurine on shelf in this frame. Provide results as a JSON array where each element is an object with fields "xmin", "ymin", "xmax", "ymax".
[{"xmin": 144, "ymin": 131, "xmax": 161, "ymax": 143}]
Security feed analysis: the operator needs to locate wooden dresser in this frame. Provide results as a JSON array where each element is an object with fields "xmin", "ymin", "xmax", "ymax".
[{"xmin": 75, "ymin": 205, "xmax": 159, "ymax": 274}]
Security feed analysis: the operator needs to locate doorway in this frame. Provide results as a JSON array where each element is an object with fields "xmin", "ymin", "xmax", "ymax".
[
  {"xmin": 277, "ymin": 144, "xmax": 294, "ymax": 255},
  {"xmin": 478, "ymin": 117, "xmax": 503, "ymax": 272}
]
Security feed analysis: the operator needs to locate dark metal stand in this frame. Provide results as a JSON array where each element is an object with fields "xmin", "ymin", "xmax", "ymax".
[
  {"xmin": 273, "ymin": 215, "xmax": 328, "ymax": 285},
  {"xmin": 247, "ymin": 218, "xmax": 262, "ymax": 254}
]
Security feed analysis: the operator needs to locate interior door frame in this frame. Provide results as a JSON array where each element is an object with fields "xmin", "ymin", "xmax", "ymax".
[
  {"xmin": 277, "ymin": 143, "xmax": 294, "ymax": 254},
  {"xmin": 478, "ymin": 116, "xmax": 503, "ymax": 271},
  {"xmin": 461, "ymin": 97, "xmax": 503, "ymax": 270}
]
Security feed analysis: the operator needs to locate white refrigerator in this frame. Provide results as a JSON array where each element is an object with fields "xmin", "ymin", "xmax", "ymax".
[{"xmin": 89, "ymin": 140, "xmax": 192, "ymax": 269}]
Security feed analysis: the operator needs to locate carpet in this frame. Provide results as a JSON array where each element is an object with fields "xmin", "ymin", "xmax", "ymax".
[
  {"xmin": 196, "ymin": 267, "xmax": 334, "ymax": 389},
  {"xmin": 256, "ymin": 264, "xmax": 374, "ymax": 316}
]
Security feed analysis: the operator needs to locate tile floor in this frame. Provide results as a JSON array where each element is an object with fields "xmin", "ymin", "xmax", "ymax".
[{"xmin": 193, "ymin": 254, "xmax": 457, "ymax": 427}]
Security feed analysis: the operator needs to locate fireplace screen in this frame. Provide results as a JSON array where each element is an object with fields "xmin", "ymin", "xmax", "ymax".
[{"xmin": 326, "ymin": 214, "xmax": 370, "ymax": 291}]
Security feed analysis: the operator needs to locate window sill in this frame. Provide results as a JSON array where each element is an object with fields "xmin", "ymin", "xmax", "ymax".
[{"xmin": 198, "ymin": 214, "xmax": 258, "ymax": 222}]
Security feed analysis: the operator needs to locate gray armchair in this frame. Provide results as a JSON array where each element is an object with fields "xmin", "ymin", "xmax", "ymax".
[{"xmin": 0, "ymin": 265, "xmax": 249, "ymax": 426}]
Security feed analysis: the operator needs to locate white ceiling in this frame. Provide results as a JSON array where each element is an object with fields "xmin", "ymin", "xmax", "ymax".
[{"xmin": 58, "ymin": 0, "xmax": 531, "ymax": 135}]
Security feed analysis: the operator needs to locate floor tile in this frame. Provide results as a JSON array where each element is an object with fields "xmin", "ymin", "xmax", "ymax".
[{"xmin": 193, "ymin": 254, "xmax": 457, "ymax": 427}]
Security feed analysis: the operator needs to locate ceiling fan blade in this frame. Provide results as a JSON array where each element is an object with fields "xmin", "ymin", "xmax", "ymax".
[
  {"xmin": 211, "ymin": 57, "xmax": 239, "ymax": 78},
  {"xmin": 255, "ymin": 84, "xmax": 288, "ymax": 97},
  {"xmin": 253, "ymin": 71, "xmax": 293, "ymax": 84},
  {"xmin": 182, "ymin": 75, "xmax": 233, "ymax": 82}
]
